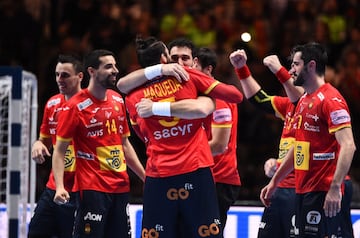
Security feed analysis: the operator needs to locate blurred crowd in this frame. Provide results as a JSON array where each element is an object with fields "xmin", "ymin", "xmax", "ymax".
[{"xmin": 1, "ymin": 0, "xmax": 360, "ymax": 205}]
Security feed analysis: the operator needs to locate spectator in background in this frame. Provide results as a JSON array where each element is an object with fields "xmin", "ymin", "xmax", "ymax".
[
  {"xmin": 188, "ymin": 10, "xmax": 217, "ymax": 48},
  {"xmin": 159, "ymin": 0, "xmax": 196, "ymax": 43}
]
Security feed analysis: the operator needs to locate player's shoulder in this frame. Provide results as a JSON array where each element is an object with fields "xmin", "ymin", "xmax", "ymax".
[
  {"xmin": 45, "ymin": 93, "xmax": 64, "ymax": 108},
  {"xmin": 107, "ymin": 89, "xmax": 125, "ymax": 104}
]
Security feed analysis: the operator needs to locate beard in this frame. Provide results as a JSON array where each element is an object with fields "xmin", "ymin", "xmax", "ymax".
[
  {"xmin": 99, "ymin": 74, "xmax": 117, "ymax": 89},
  {"xmin": 293, "ymin": 70, "xmax": 306, "ymax": 86}
]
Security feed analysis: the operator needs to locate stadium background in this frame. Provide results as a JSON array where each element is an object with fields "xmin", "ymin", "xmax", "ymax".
[{"xmin": 1, "ymin": 0, "xmax": 359, "ymax": 207}]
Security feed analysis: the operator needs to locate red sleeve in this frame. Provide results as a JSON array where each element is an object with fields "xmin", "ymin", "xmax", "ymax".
[
  {"xmin": 185, "ymin": 67, "xmax": 243, "ymax": 103},
  {"xmin": 125, "ymin": 95, "xmax": 145, "ymax": 142},
  {"xmin": 39, "ymin": 101, "xmax": 51, "ymax": 137},
  {"xmin": 207, "ymin": 83, "xmax": 243, "ymax": 103}
]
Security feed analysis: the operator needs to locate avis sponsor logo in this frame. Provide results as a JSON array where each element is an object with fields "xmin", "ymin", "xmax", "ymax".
[
  {"xmin": 142, "ymin": 224, "xmax": 164, "ymax": 238},
  {"xmin": 87, "ymin": 129, "xmax": 104, "ymax": 137},
  {"xmin": 84, "ymin": 212, "xmax": 102, "ymax": 221}
]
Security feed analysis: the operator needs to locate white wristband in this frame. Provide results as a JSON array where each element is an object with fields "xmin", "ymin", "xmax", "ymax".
[
  {"xmin": 152, "ymin": 102, "xmax": 171, "ymax": 117},
  {"xmin": 144, "ymin": 64, "xmax": 162, "ymax": 80}
]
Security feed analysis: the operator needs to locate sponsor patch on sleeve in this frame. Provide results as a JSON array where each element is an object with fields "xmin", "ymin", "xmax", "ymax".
[
  {"xmin": 213, "ymin": 108, "xmax": 232, "ymax": 123},
  {"xmin": 330, "ymin": 109, "xmax": 350, "ymax": 125}
]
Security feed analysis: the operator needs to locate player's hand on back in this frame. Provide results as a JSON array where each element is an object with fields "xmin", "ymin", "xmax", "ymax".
[
  {"xmin": 162, "ymin": 63, "xmax": 189, "ymax": 83},
  {"xmin": 136, "ymin": 98, "xmax": 154, "ymax": 118}
]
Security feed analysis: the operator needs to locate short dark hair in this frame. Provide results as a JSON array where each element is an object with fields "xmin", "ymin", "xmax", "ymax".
[
  {"xmin": 194, "ymin": 47, "xmax": 217, "ymax": 70},
  {"xmin": 83, "ymin": 49, "xmax": 115, "ymax": 70},
  {"xmin": 168, "ymin": 37, "xmax": 195, "ymax": 57},
  {"xmin": 135, "ymin": 35, "xmax": 166, "ymax": 68},
  {"xmin": 57, "ymin": 54, "xmax": 83, "ymax": 73},
  {"xmin": 290, "ymin": 42, "xmax": 327, "ymax": 76}
]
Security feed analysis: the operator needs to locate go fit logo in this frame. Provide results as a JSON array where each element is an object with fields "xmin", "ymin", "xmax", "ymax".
[
  {"xmin": 142, "ymin": 224, "xmax": 163, "ymax": 238},
  {"xmin": 166, "ymin": 183, "xmax": 194, "ymax": 200},
  {"xmin": 141, "ymin": 222, "xmax": 220, "ymax": 237}
]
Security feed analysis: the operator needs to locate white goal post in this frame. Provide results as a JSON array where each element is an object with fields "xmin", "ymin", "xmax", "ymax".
[{"xmin": 0, "ymin": 67, "xmax": 38, "ymax": 238}]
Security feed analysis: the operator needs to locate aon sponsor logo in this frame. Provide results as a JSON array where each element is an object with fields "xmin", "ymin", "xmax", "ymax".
[{"xmin": 84, "ymin": 212, "xmax": 103, "ymax": 221}]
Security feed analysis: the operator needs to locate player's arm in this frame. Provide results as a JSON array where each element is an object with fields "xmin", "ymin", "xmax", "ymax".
[
  {"xmin": 263, "ymin": 55, "xmax": 304, "ymax": 103},
  {"xmin": 324, "ymin": 127, "xmax": 356, "ymax": 217},
  {"xmin": 209, "ymin": 126, "xmax": 231, "ymax": 156},
  {"xmin": 52, "ymin": 138, "xmax": 71, "ymax": 204},
  {"xmin": 229, "ymin": 49, "xmax": 276, "ymax": 115},
  {"xmin": 31, "ymin": 136, "xmax": 52, "ymax": 164},
  {"xmin": 260, "ymin": 146, "xmax": 294, "ymax": 207},
  {"xmin": 122, "ymin": 137, "xmax": 146, "ymax": 182},
  {"xmin": 117, "ymin": 63, "xmax": 189, "ymax": 94},
  {"xmin": 205, "ymin": 82, "xmax": 244, "ymax": 103},
  {"xmin": 136, "ymin": 96, "xmax": 215, "ymax": 119},
  {"xmin": 229, "ymin": 50, "xmax": 302, "ymax": 116}
]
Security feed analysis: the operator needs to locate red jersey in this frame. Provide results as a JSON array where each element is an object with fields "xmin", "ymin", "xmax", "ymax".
[
  {"xmin": 39, "ymin": 94, "xmax": 76, "ymax": 192},
  {"xmin": 126, "ymin": 67, "xmax": 243, "ymax": 178},
  {"xmin": 271, "ymin": 96, "xmax": 296, "ymax": 188},
  {"xmin": 56, "ymin": 89, "xmax": 130, "ymax": 193},
  {"xmin": 292, "ymin": 83, "xmax": 352, "ymax": 194},
  {"xmin": 211, "ymin": 100, "xmax": 241, "ymax": 185}
]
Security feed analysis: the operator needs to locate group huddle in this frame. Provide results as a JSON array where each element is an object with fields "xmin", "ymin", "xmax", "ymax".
[{"xmin": 28, "ymin": 37, "xmax": 356, "ymax": 238}]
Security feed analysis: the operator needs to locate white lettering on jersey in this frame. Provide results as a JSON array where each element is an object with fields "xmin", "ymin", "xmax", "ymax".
[
  {"xmin": 47, "ymin": 98, "xmax": 61, "ymax": 107},
  {"xmin": 213, "ymin": 108, "xmax": 232, "ymax": 123},
  {"xmin": 330, "ymin": 109, "xmax": 350, "ymax": 125},
  {"xmin": 50, "ymin": 128, "xmax": 56, "ymax": 135},
  {"xmin": 305, "ymin": 113, "xmax": 319, "ymax": 122},
  {"xmin": 313, "ymin": 152, "xmax": 335, "ymax": 160},
  {"xmin": 84, "ymin": 212, "xmax": 102, "ymax": 221},
  {"xmin": 112, "ymin": 95, "xmax": 124, "ymax": 103},
  {"xmin": 317, "ymin": 92, "xmax": 325, "ymax": 101},
  {"xmin": 304, "ymin": 122, "xmax": 320, "ymax": 132},
  {"xmin": 77, "ymin": 150, "xmax": 94, "ymax": 160},
  {"xmin": 332, "ymin": 97, "xmax": 343, "ymax": 103},
  {"xmin": 153, "ymin": 123, "xmax": 193, "ymax": 140},
  {"xmin": 77, "ymin": 98, "xmax": 93, "ymax": 111},
  {"xmin": 155, "ymin": 224, "xmax": 164, "ymax": 232},
  {"xmin": 105, "ymin": 111, "xmax": 112, "ymax": 119},
  {"xmin": 87, "ymin": 129, "xmax": 104, "ymax": 137},
  {"xmin": 259, "ymin": 222, "xmax": 266, "ymax": 229}
]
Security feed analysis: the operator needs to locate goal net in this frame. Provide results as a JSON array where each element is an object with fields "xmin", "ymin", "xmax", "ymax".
[{"xmin": 0, "ymin": 67, "xmax": 38, "ymax": 238}]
